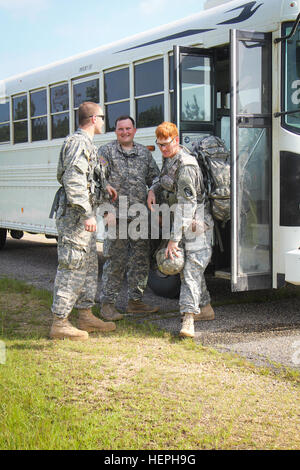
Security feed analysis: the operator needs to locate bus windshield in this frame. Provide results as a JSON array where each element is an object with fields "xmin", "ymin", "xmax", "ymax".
[{"xmin": 283, "ymin": 22, "xmax": 300, "ymax": 133}]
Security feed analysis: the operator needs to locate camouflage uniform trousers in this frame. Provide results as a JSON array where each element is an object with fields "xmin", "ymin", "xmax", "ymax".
[
  {"xmin": 100, "ymin": 220, "xmax": 150, "ymax": 304},
  {"xmin": 52, "ymin": 207, "xmax": 98, "ymax": 319},
  {"xmin": 179, "ymin": 227, "xmax": 213, "ymax": 315}
]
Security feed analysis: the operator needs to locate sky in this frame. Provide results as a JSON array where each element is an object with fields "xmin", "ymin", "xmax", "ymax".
[{"xmin": 0, "ymin": 0, "xmax": 207, "ymax": 80}]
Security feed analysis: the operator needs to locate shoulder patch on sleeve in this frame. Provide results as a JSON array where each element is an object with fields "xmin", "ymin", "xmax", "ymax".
[
  {"xmin": 184, "ymin": 186, "xmax": 194, "ymax": 198},
  {"xmin": 70, "ymin": 142, "xmax": 89, "ymax": 174},
  {"xmin": 177, "ymin": 175, "xmax": 197, "ymax": 200},
  {"xmin": 99, "ymin": 154, "xmax": 108, "ymax": 167}
]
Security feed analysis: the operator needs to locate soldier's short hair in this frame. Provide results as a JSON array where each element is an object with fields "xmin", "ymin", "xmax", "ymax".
[
  {"xmin": 78, "ymin": 102, "xmax": 100, "ymax": 126},
  {"xmin": 156, "ymin": 122, "xmax": 178, "ymax": 140},
  {"xmin": 115, "ymin": 115, "xmax": 135, "ymax": 128}
]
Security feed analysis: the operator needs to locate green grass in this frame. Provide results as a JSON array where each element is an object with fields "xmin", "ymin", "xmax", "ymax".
[{"xmin": 0, "ymin": 277, "xmax": 299, "ymax": 450}]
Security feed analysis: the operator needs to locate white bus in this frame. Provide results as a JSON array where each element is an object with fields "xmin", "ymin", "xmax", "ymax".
[{"xmin": 1, "ymin": 0, "xmax": 300, "ymax": 294}]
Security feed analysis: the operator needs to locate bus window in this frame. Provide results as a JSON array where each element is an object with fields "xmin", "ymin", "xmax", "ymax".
[
  {"xmin": 221, "ymin": 115, "xmax": 230, "ymax": 150},
  {"xmin": 297, "ymin": 39, "xmax": 300, "ymax": 78},
  {"xmin": 13, "ymin": 94, "xmax": 28, "ymax": 144},
  {"xmin": 73, "ymin": 78, "xmax": 99, "ymax": 130},
  {"xmin": 283, "ymin": 23, "xmax": 300, "ymax": 133},
  {"xmin": 181, "ymin": 55, "xmax": 212, "ymax": 122},
  {"xmin": 50, "ymin": 83, "xmax": 69, "ymax": 139},
  {"xmin": 30, "ymin": 89, "xmax": 47, "ymax": 141},
  {"xmin": 104, "ymin": 68, "xmax": 130, "ymax": 132},
  {"xmin": 134, "ymin": 58, "xmax": 164, "ymax": 128},
  {"xmin": 0, "ymin": 100, "xmax": 10, "ymax": 143},
  {"xmin": 237, "ymin": 40, "xmax": 271, "ymax": 115},
  {"xmin": 238, "ymin": 127, "xmax": 271, "ymax": 274}
]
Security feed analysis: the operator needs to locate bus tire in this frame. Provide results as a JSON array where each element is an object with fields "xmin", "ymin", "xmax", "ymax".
[
  {"xmin": 148, "ymin": 268, "xmax": 181, "ymax": 299},
  {"xmin": 0, "ymin": 229, "xmax": 7, "ymax": 250}
]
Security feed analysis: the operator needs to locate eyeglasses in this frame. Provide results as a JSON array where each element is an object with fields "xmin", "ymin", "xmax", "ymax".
[
  {"xmin": 89, "ymin": 114, "xmax": 105, "ymax": 120},
  {"xmin": 155, "ymin": 137, "xmax": 176, "ymax": 149}
]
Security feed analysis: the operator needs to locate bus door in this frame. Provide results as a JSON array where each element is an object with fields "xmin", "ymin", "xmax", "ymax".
[
  {"xmin": 230, "ymin": 30, "xmax": 272, "ymax": 291},
  {"xmin": 173, "ymin": 46, "xmax": 216, "ymax": 144}
]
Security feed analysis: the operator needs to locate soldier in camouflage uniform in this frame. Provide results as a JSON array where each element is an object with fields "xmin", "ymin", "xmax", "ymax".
[
  {"xmin": 98, "ymin": 116, "xmax": 160, "ymax": 319},
  {"xmin": 50, "ymin": 102, "xmax": 117, "ymax": 341},
  {"xmin": 148, "ymin": 122, "xmax": 215, "ymax": 338}
]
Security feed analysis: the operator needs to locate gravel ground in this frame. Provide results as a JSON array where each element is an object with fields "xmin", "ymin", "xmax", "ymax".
[{"xmin": 1, "ymin": 232, "xmax": 300, "ymax": 371}]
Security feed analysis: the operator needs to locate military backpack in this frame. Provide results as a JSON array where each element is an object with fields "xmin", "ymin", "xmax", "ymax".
[{"xmin": 192, "ymin": 135, "xmax": 231, "ymax": 226}]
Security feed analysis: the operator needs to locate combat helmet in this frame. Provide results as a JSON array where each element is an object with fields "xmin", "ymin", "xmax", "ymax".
[{"xmin": 156, "ymin": 248, "xmax": 185, "ymax": 276}]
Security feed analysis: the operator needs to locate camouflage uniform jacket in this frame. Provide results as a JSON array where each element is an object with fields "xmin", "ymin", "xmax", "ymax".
[
  {"xmin": 151, "ymin": 147, "xmax": 213, "ymax": 242},
  {"xmin": 57, "ymin": 128, "xmax": 107, "ymax": 218},
  {"xmin": 98, "ymin": 140, "xmax": 160, "ymax": 218}
]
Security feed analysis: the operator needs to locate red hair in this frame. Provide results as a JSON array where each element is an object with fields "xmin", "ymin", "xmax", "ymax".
[{"xmin": 155, "ymin": 122, "xmax": 178, "ymax": 140}]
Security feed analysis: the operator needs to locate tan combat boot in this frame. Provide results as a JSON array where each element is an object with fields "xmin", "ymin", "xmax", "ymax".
[
  {"xmin": 78, "ymin": 308, "xmax": 116, "ymax": 333},
  {"xmin": 126, "ymin": 299, "xmax": 159, "ymax": 314},
  {"xmin": 101, "ymin": 303, "xmax": 124, "ymax": 321},
  {"xmin": 50, "ymin": 316, "xmax": 89, "ymax": 341},
  {"xmin": 179, "ymin": 313, "xmax": 195, "ymax": 338},
  {"xmin": 194, "ymin": 303, "xmax": 215, "ymax": 322}
]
